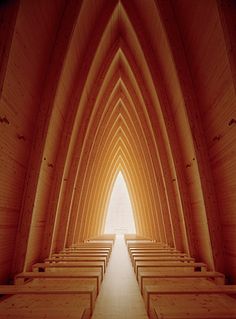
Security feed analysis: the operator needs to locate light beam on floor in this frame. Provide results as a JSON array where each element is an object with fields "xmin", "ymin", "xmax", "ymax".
[{"xmin": 104, "ymin": 171, "xmax": 136, "ymax": 234}]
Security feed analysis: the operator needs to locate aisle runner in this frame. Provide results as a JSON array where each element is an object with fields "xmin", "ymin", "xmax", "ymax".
[{"xmin": 92, "ymin": 235, "xmax": 148, "ymax": 319}]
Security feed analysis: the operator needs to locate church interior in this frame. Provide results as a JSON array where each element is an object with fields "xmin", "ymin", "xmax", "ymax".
[{"xmin": 0, "ymin": 0, "xmax": 236, "ymax": 318}]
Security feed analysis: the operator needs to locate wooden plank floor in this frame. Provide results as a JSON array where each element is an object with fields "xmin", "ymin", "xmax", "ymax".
[{"xmin": 92, "ymin": 235, "xmax": 148, "ymax": 319}]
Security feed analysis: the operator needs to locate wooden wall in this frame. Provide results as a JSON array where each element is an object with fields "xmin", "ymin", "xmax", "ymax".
[
  {"xmin": 172, "ymin": 0, "xmax": 236, "ymax": 283},
  {"xmin": 0, "ymin": 0, "xmax": 235, "ymax": 284},
  {"xmin": 0, "ymin": 0, "xmax": 66, "ymax": 282}
]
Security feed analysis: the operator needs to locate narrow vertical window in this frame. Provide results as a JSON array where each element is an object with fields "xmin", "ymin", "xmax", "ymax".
[{"xmin": 104, "ymin": 171, "xmax": 136, "ymax": 234}]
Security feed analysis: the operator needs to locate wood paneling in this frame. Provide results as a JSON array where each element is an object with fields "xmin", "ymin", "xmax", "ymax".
[
  {"xmin": 0, "ymin": 0, "xmax": 66, "ymax": 282},
  {"xmin": 173, "ymin": 0, "xmax": 236, "ymax": 282},
  {"xmin": 0, "ymin": 0, "xmax": 236, "ymax": 286}
]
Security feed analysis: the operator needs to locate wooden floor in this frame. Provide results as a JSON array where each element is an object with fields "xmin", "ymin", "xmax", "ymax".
[{"xmin": 92, "ymin": 235, "xmax": 148, "ymax": 319}]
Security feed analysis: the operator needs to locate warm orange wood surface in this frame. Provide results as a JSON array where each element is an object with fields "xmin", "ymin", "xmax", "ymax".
[{"xmin": 0, "ymin": 0, "xmax": 235, "ymax": 289}]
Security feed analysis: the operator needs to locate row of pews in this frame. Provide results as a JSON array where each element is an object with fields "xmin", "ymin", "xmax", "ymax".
[
  {"xmin": 125, "ymin": 234, "xmax": 236, "ymax": 319},
  {"xmin": 0, "ymin": 234, "xmax": 116, "ymax": 319}
]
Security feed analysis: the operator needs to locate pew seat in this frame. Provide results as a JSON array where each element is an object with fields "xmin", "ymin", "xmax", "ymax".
[
  {"xmin": 52, "ymin": 252, "xmax": 109, "ymax": 258},
  {"xmin": 84, "ymin": 234, "xmax": 116, "ymax": 243},
  {"xmin": 135, "ymin": 261, "xmax": 207, "ymax": 278},
  {"xmin": 131, "ymin": 252, "xmax": 188, "ymax": 258},
  {"xmin": 45, "ymin": 256, "xmax": 107, "ymax": 268},
  {"xmin": 150, "ymin": 292, "xmax": 236, "ymax": 319},
  {"xmin": 0, "ymin": 284, "xmax": 96, "ymax": 318},
  {"xmin": 143, "ymin": 283, "xmax": 236, "ymax": 317},
  {"xmin": 132, "ymin": 256, "xmax": 194, "ymax": 267},
  {"xmin": 138, "ymin": 270, "xmax": 225, "ymax": 293},
  {"xmin": 15, "ymin": 270, "xmax": 102, "ymax": 293},
  {"xmin": 32, "ymin": 262, "xmax": 105, "ymax": 279}
]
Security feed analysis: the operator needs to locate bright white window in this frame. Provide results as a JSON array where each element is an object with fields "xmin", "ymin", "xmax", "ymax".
[{"xmin": 104, "ymin": 171, "xmax": 136, "ymax": 234}]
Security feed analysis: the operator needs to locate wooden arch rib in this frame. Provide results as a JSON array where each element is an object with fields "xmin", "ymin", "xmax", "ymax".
[
  {"xmin": 63, "ymin": 49, "xmax": 177, "ymax": 249},
  {"xmin": 12, "ymin": 0, "xmax": 224, "ymax": 275},
  {"xmin": 13, "ymin": 0, "xmax": 119, "ymax": 271},
  {"xmin": 49, "ymin": 0, "xmax": 186, "ymax": 255},
  {"xmin": 1, "ymin": 0, "xmax": 233, "ymax": 285},
  {"xmin": 74, "ymin": 111, "xmax": 161, "ymax": 242},
  {"xmin": 68, "ymin": 93, "xmax": 159, "ymax": 240}
]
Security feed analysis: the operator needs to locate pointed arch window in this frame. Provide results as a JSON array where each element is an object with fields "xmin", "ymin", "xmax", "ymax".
[{"xmin": 104, "ymin": 171, "xmax": 136, "ymax": 234}]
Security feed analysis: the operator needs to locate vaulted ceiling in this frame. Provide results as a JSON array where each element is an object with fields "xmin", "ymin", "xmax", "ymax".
[{"xmin": 0, "ymin": 0, "xmax": 236, "ymax": 284}]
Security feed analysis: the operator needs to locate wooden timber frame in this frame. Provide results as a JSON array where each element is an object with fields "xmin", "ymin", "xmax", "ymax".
[
  {"xmin": 0, "ymin": 237, "xmax": 115, "ymax": 318},
  {"xmin": 125, "ymin": 236, "xmax": 236, "ymax": 319}
]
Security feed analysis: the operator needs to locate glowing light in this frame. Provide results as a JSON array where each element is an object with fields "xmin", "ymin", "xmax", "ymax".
[{"xmin": 104, "ymin": 171, "xmax": 136, "ymax": 234}]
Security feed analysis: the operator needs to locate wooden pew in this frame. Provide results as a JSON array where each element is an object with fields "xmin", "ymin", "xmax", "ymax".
[
  {"xmin": 14, "ymin": 270, "xmax": 102, "ymax": 294},
  {"xmin": 130, "ymin": 252, "xmax": 189, "ymax": 265},
  {"xmin": 125, "ymin": 239, "xmax": 236, "ymax": 319},
  {"xmin": 138, "ymin": 270, "xmax": 225, "ymax": 293},
  {"xmin": 129, "ymin": 248, "xmax": 178, "ymax": 257},
  {"xmin": 131, "ymin": 256, "xmax": 195, "ymax": 267},
  {"xmin": 64, "ymin": 245, "xmax": 112, "ymax": 249},
  {"xmin": 135, "ymin": 261, "xmax": 207, "ymax": 279},
  {"xmin": 124, "ymin": 234, "xmax": 152, "ymax": 241},
  {"xmin": 63, "ymin": 247, "xmax": 112, "ymax": 258},
  {"xmin": 143, "ymin": 283, "xmax": 236, "ymax": 318},
  {"xmin": 151, "ymin": 294, "xmax": 236, "ymax": 319},
  {"xmin": 0, "ymin": 238, "xmax": 113, "ymax": 318},
  {"xmin": 31, "ymin": 278, "xmax": 98, "ymax": 307},
  {"xmin": 59, "ymin": 248, "xmax": 111, "ymax": 259},
  {"xmin": 131, "ymin": 252, "xmax": 188, "ymax": 258},
  {"xmin": 63, "ymin": 245, "xmax": 112, "ymax": 249},
  {"xmin": 52, "ymin": 252, "xmax": 110, "ymax": 259},
  {"xmin": 127, "ymin": 243, "xmax": 169, "ymax": 249},
  {"xmin": 0, "ymin": 295, "xmax": 90, "ymax": 319},
  {"xmin": 32, "ymin": 261, "xmax": 105, "ymax": 279},
  {"xmin": 126, "ymin": 240, "xmax": 157, "ymax": 245},
  {"xmin": 45, "ymin": 256, "xmax": 107, "ymax": 269},
  {"xmin": 0, "ymin": 284, "xmax": 96, "ymax": 318},
  {"xmin": 128, "ymin": 247, "xmax": 177, "ymax": 252},
  {"xmin": 84, "ymin": 234, "xmax": 116, "ymax": 243},
  {"xmin": 52, "ymin": 252, "xmax": 110, "ymax": 263},
  {"xmin": 84, "ymin": 240, "xmax": 114, "ymax": 246},
  {"xmin": 60, "ymin": 244, "xmax": 112, "ymax": 250}
]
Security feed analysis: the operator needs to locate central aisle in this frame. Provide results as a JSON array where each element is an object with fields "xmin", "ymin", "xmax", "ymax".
[{"xmin": 92, "ymin": 235, "xmax": 149, "ymax": 319}]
